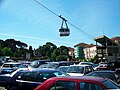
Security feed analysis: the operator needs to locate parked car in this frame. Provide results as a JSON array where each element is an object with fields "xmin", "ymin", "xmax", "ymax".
[
  {"xmin": 38, "ymin": 62, "xmax": 59, "ymax": 69},
  {"xmin": 84, "ymin": 70, "xmax": 120, "ymax": 84},
  {"xmin": 6, "ymin": 68, "xmax": 69, "ymax": 90},
  {"xmin": 0, "ymin": 68, "xmax": 29, "ymax": 87},
  {"xmin": 56, "ymin": 66, "xmax": 69, "ymax": 72},
  {"xmin": 35, "ymin": 76, "xmax": 120, "ymax": 90},
  {"xmin": 94, "ymin": 64, "xmax": 108, "ymax": 70},
  {"xmin": 79, "ymin": 62, "xmax": 99, "ymax": 70},
  {"xmin": 66, "ymin": 64, "xmax": 94, "ymax": 76},
  {"xmin": 38, "ymin": 61, "xmax": 70, "ymax": 69},
  {"xmin": 0, "ymin": 62, "xmax": 24, "ymax": 74},
  {"xmin": 30, "ymin": 60, "xmax": 51, "ymax": 68}
]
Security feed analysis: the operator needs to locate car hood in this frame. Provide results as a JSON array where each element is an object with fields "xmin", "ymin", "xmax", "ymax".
[{"xmin": 67, "ymin": 73, "xmax": 84, "ymax": 76}]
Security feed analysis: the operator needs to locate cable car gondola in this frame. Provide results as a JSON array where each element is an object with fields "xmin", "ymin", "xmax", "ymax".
[{"xmin": 59, "ymin": 16, "xmax": 70, "ymax": 37}]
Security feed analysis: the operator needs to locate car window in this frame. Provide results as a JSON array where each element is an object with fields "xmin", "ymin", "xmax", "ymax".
[
  {"xmin": 96, "ymin": 72, "xmax": 117, "ymax": 81},
  {"xmin": 103, "ymin": 80, "xmax": 120, "ymax": 89},
  {"xmin": 11, "ymin": 64, "xmax": 21, "ymax": 68},
  {"xmin": 38, "ymin": 72, "xmax": 54, "ymax": 81},
  {"xmin": 2, "ymin": 64, "xmax": 10, "ymax": 68},
  {"xmin": 80, "ymin": 82, "xmax": 104, "ymax": 90},
  {"xmin": 17, "ymin": 72, "xmax": 38, "ymax": 82},
  {"xmin": 50, "ymin": 81, "xmax": 76, "ymax": 90},
  {"xmin": 53, "ymin": 71, "xmax": 69, "ymax": 76},
  {"xmin": 2, "ymin": 63, "xmax": 21, "ymax": 68},
  {"xmin": 85, "ymin": 66, "xmax": 92, "ymax": 74},
  {"xmin": 67, "ymin": 66, "xmax": 84, "ymax": 73}
]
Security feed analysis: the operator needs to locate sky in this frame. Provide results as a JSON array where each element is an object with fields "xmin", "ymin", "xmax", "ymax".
[{"xmin": 0, "ymin": 0, "xmax": 120, "ymax": 49}]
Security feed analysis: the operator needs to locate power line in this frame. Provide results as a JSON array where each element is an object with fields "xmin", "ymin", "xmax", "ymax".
[{"xmin": 33, "ymin": 0, "xmax": 95, "ymax": 39}]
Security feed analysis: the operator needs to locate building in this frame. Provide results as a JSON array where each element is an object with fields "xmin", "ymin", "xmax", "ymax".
[
  {"xmin": 74, "ymin": 43, "xmax": 88, "ymax": 59},
  {"xmin": 94, "ymin": 35, "xmax": 120, "ymax": 67},
  {"xmin": 67, "ymin": 47, "xmax": 74, "ymax": 58},
  {"xmin": 84, "ymin": 44, "xmax": 97, "ymax": 59},
  {"xmin": 111, "ymin": 36, "xmax": 120, "ymax": 44}
]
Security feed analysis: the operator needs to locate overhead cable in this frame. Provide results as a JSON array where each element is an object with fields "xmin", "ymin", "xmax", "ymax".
[{"xmin": 33, "ymin": 0, "xmax": 95, "ymax": 39}]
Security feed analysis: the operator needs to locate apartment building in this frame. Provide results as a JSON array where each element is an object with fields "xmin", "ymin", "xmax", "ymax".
[
  {"xmin": 74, "ymin": 43, "xmax": 88, "ymax": 59},
  {"xmin": 67, "ymin": 47, "xmax": 74, "ymax": 58},
  {"xmin": 84, "ymin": 44, "xmax": 97, "ymax": 59}
]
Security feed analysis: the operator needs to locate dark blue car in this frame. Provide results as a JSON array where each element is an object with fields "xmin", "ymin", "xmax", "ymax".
[{"xmin": 6, "ymin": 68, "xmax": 69, "ymax": 90}]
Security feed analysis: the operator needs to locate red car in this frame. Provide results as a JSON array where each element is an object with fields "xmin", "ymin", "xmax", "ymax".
[{"xmin": 35, "ymin": 76, "xmax": 120, "ymax": 90}]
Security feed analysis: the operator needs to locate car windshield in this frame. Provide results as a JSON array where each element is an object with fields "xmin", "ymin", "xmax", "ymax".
[
  {"xmin": 66, "ymin": 66, "xmax": 84, "ymax": 73},
  {"xmin": 53, "ymin": 71, "xmax": 69, "ymax": 76},
  {"xmin": 46, "ymin": 63, "xmax": 59, "ymax": 69},
  {"xmin": 103, "ymin": 80, "xmax": 120, "ymax": 89},
  {"xmin": 2, "ymin": 64, "xmax": 21, "ymax": 68},
  {"xmin": 30, "ymin": 61, "xmax": 39, "ymax": 67}
]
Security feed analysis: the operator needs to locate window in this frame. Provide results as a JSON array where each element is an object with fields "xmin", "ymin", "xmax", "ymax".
[
  {"xmin": 85, "ymin": 66, "xmax": 92, "ymax": 74},
  {"xmin": 38, "ymin": 72, "xmax": 53, "ymax": 82},
  {"xmin": 53, "ymin": 71, "xmax": 68, "ymax": 76},
  {"xmin": 67, "ymin": 66, "xmax": 84, "ymax": 73},
  {"xmin": 50, "ymin": 81, "xmax": 76, "ymax": 90},
  {"xmin": 80, "ymin": 82, "xmax": 104, "ymax": 90},
  {"xmin": 103, "ymin": 80, "xmax": 120, "ymax": 89},
  {"xmin": 17, "ymin": 72, "xmax": 38, "ymax": 82}
]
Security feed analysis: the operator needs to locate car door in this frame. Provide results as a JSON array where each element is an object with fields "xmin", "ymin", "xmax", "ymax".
[{"xmin": 16, "ymin": 71, "xmax": 41, "ymax": 90}]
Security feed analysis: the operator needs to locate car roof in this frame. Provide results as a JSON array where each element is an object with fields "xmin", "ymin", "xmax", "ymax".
[
  {"xmin": 70, "ymin": 64, "xmax": 91, "ymax": 67},
  {"xmin": 19, "ymin": 68, "xmax": 61, "ymax": 73},
  {"xmin": 32, "ymin": 60, "xmax": 51, "ymax": 62},
  {"xmin": 93, "ymin": 70, "xmax": 115, "ymax": 73},
  {"xmin": 49, "ymin": 76, "xmax": 106, "ymax": 83},
  {"xmin": 3, "ymin": 62, "xmax": 21, "ymax": 64}
]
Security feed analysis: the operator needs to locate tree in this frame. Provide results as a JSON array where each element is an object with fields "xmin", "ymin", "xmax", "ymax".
[
  {"xmin": 29, "ymin": 46, "xmax": 33, "ymax": 58},
  {"xmin": 59, "ymin": 46, "xmax": 69, "ymax": 56},
  {"xmin": 2, "ymin": 47, "xmax": 13, "ymax": 56},
  {"xmin": 5, "ymin": 39, "xmax": 17, "ymax": 53},
  {"xmin": 56, "ymin": 55, "xmax": 68, "ymax": 61},
  {"xmin": 0, "ymin": 48, "xmax": 3, "ymax": 56},
  {"xmin": 0, "ymin": 39, "xmax": 5, "ymax": 48},
  {"xmin": 50, "ymin": 52, "xmax": 57, "ymax": 61}
]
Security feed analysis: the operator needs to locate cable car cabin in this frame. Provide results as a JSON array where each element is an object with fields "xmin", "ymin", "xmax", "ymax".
[{"xmin": 59, "ymin": 28, "xmax": 70, "ymax": 36}]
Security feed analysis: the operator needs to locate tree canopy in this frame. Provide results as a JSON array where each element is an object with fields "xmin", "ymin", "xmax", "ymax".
[{"xmin": 0, "ymin": 39, "xmax": 70, "ymax": 61}]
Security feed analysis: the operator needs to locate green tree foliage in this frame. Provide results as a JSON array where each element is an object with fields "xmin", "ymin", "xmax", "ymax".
[
  {"xmin": 0, "ymin": 39, "xmax": 5, "ymax": 48},
  {"xmin": 35, "ymin": 42, "xmax": 69, "ymax": 61},
  {"xmin": 0, "ymin": 39, "xmax": 70, "ymax": 61},
  {"xmin": 14, "ymin": 48, "xmax": 28, "ymax": 59},
  {"xmin": 2, "ymin": 47, "xmax": 13, "ymax": 56},
  {"xmin": 29, "ymin": 46, "xmax": 33, "ymax": 58},
  {"xmin": 59, "ymin": 46, "xmax": 69, "ymax": 56},
  {"xmin": 0, "ymin": 39, "xmax": 28, "ymax": 60},
  {"xmin": 56, "ymin": 55, "xmax": 68, "ymax": 61},
  {"xmin": 4, "ymin": 39, "xmax": 28, "ymax": 53},
  {"xmin": 0, "ymin": 48, "xmax": 3, "ymax": 56},
  {"xmin": 50, "ymin": 52, "xmax": 57, "ymax": 61}
]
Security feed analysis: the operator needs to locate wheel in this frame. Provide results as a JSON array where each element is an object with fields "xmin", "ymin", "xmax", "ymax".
[{"xmin": 9, "ymin": 86, "xmax": 20, "ymax": 90}]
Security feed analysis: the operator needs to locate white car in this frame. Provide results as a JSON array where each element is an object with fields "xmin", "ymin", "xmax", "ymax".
[
  {"xmin": 66, "ymin": 64, "xmax": 94, "ymax": 76},
  {"xmin": 0, "ymin": 62, "xmax": 27, "ymax": 74}
]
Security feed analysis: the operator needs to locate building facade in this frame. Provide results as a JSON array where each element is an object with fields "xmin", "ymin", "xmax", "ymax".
[
  {"xmin": 68, "ymin": 47, "xmax": 75, "ymax": 58},
  {"xmin": 84, "ymin": 44, "xmax": 97, "ymax": 59},
  {"xmin": 74, "ymin": 43, "xmax": 88, "ymax": 59},
  {"xmin": 94, "ymin": 35, "xmax": 120, "ymax": 67}
]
